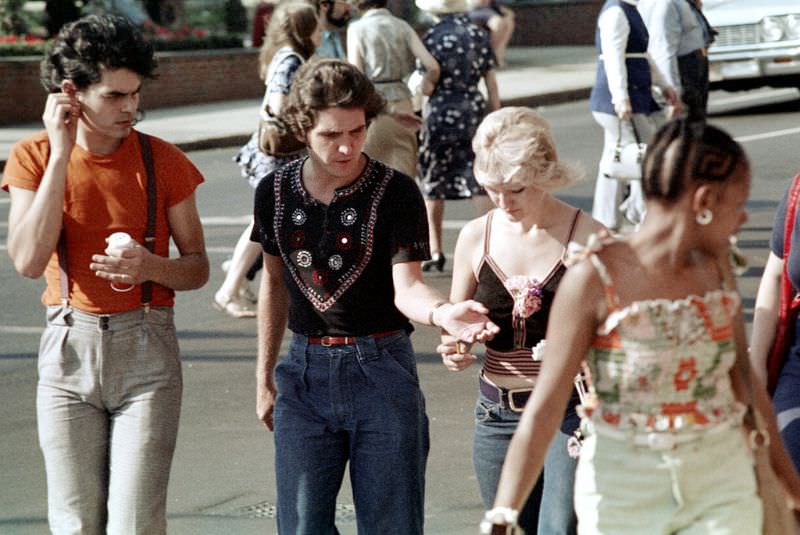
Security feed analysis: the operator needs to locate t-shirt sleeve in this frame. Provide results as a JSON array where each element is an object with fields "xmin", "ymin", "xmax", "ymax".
[
  {"xmin": 1, "ymin": 134, "xmax": 49, "ymax": 192},
  {"xmin": 385, "ymin": 172, "xmax": 431, "ymax": 264},
  {"xmin": 251, "ymin": 170, "xmax": 280, "ymax": 256},
  {"xmin": 771, "ymin": 185, "xmax": 790, "ymax": 257},
  {"xmin": 153, "ymin": 139, "xmax": 204, "ymax": 207}
]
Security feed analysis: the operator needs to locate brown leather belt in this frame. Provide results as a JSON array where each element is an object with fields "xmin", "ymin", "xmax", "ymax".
[{"xmin": 307, "ymin": 330, "xmax": 399, "ymax": 346}]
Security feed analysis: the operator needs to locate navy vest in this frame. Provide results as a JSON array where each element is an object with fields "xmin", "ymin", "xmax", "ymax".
[{"xmin": 589, "ymin": 0, "xmax": 660, "ymax": 115}]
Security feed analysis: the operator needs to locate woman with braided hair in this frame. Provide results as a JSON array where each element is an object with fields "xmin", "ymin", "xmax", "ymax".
[{"xmin": 482, "ymin": 119, "xmax": 800, "ymax": 534}]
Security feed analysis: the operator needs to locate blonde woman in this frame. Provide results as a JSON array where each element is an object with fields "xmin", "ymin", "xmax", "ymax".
[
  {"xmin": 214, "ymin": 3, "xmax": 320, "ymax": 317},
  {"xmin": 438, "ymin": 107, "xmax": 602, "ymax": 534}
]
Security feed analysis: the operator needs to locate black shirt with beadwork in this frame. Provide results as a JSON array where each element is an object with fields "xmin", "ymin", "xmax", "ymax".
[{"xmin": 251, "ymin": 157, "xmax": 431, "ymax": 336}]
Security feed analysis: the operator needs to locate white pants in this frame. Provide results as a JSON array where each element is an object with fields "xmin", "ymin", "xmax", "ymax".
[
  {"xmin": 37, "ymin": 306, "xmax": 182, "ymax": 535},
  {"xmin": 575, "ymin": 422, "xmax": 761, "ymax": 535},
  {"xmin": 591, "ymin": 112, "xmax": 657, "ymax": 230}
]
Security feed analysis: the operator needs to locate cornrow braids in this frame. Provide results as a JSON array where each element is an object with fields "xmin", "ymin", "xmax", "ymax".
[{"xmin": 642, "ymin": 119, "xmax": 746, "ymax": 203}]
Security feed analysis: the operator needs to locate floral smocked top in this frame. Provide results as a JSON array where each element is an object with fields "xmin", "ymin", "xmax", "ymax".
[{"xmin": 570, "ymin": 233, "xmax": 746, "ymax": 433}]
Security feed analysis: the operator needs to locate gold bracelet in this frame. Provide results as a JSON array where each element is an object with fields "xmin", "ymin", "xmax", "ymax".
[{"xmin": 428, "ymin": 300, "xmax": 449, "ymax": 326}]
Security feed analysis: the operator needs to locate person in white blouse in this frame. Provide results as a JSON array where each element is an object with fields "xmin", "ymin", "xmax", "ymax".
[
  {"xmin": 638, "ymin": 0, "xmax": 715, "ymax": 121},
  {"xmin": 589, "ymin": 0, "xmax": 681, "ymax": 231}
]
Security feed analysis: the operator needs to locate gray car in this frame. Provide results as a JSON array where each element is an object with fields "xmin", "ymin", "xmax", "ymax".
[{"xmin": 705, "ymin": 0, "xmax": 800, "ymax": 90}]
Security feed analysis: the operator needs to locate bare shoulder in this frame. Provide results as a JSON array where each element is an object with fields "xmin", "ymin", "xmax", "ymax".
[
  {"xmin": 551, "ymin": 198, "xmax": 605, "ymax": 245},
  {"xmin": 456, "ymin": 213, "xmax": 489, "ymax": 248},
  {"xmin": 572, "ymin": 210, "xmax": 606, "ymax": 245},
  {"xmin": 560, "ymin": 247, "xmax": 609, "ymax": 319}
]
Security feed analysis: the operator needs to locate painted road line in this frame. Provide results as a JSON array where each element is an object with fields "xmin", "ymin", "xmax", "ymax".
[
  {"xmin": 711, "ymin": 88, "xmax": 799, "ymax": 108},
  {"xmin": 0, "ymin": 326, "xmax": 44, "ymax": 335},
  {"xmin": 199, "ymin": 215, "xmax": 251, "ymax": 225},
  {"xmin": 735, "ymin": 126, "xmax": 800, "ymax": 144}
]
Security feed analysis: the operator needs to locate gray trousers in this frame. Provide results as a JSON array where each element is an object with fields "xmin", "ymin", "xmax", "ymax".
[
  {"xmin": 37, "ymin": 306, "xmax": 182, "ymax": 535},
  {"xmin": 591, "ymin": 111, "xmax": 657, "ymax": 230}
]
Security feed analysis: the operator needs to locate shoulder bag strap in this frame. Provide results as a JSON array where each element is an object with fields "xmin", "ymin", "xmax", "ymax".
[
  {"xmin": 137, "ymin": 131, "xmax": 157, "ymax": 310},
  {"xmin": 777, "ymin": 175, "xmax": 800, "ymax": 336}
]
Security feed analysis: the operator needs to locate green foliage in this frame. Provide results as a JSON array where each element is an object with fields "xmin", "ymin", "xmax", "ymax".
[{"xmin": 0, "ymin": 0, "xmax": 31, "ymax": 35}]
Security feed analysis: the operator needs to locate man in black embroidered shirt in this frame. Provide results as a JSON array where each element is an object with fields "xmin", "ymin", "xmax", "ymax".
[{"xmin": 251, "ymin": 59, "xmax": 499, "ymax": 534}]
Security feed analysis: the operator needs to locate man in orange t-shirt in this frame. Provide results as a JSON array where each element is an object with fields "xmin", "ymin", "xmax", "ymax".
[{"xmin": 2, "ymin": 14, "xmax": 208, "ymax": 535}]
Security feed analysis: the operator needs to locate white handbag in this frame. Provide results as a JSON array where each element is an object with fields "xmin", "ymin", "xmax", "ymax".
[{"xmin": 599, "ymin": 119, "xmax": 646, "ymax": 181}]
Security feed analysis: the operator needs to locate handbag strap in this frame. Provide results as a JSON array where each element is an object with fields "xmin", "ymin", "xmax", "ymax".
[
  {"xmin": 779, "ymin": 174, "xmax": 800, "ymax": 325},
  {"xmin": 768, "ymin": 174, "xmax": 800, "ymax": 390},
  {"xmin": 616, "ymin": 118, "xmax": 642, "ymax": 150}
]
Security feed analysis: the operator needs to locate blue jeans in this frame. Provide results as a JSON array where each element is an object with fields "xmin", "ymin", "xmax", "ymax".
[
  {"xmin": 273, "ymin": 332, "xmax": 430, "ymax": 535},
  {"xmin": 473, "ymin": 391, "xmax": 578, "ymax": 535}
]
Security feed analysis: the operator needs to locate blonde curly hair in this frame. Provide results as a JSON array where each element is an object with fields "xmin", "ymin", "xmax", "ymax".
[{"xmin": 472, "ymin": 107, "xmax": 583, "ymax": 191}]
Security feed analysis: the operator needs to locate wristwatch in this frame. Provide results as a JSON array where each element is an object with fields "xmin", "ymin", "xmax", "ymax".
[{"xmin": 479, "ymin": 507, "xmax": 523, "ymax": 535}]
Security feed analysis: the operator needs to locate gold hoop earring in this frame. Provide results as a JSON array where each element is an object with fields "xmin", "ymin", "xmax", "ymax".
[{"xmin": 696, "ymin": 208, "xmax": 713, "ymax": 226}]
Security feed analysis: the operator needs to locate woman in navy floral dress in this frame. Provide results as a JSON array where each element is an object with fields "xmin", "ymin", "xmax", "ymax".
[{"xmin": 416, "ymin": 0, "xmax": 500, "ymax": 272}]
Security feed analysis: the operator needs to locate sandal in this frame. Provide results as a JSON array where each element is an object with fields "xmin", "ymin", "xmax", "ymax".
[{"xmin": 213, "ymin": 292, "xmax": 256, "ymax": 319}]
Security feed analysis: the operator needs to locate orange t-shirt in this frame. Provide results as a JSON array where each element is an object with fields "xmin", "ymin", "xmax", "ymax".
[{"xmin": 2, "ymin": 130, "xmax": 204, "ymax": 314}]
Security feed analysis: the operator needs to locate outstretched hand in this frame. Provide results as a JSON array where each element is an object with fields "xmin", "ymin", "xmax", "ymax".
[{"xmin": 435, "ymin": 300, "xmax": 499, "ymax": 343}]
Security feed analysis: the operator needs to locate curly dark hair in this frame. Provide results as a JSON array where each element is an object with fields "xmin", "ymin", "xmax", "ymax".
[
  {"xmin": 283, "ymin": 59, "xmax": 386, "ymax": 136},
  {"xmin": 40, "ymin": 14, "xmax": 157, "ymax": 93},
  {"xmin": 642, "ymin": 119, "xmax": 749, "ymax": 203}
]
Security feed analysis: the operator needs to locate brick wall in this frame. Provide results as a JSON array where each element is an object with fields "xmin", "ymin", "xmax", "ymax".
[
  {"xmin": 0, "ymin": 49, "xmax": 263, "ymax": 126},
  {"xmin": 509, "ymin": 0, "xmax": 602, "ymax": 47}
]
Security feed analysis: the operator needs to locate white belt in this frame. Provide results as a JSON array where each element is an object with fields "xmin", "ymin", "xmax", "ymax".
[
  {"xmin": 598, "ymin": 53, "xmax": 648, "ymax": 60},
  {"xmin": 585, "ymin": 419, "xmax": 735, "ymax": 451}
]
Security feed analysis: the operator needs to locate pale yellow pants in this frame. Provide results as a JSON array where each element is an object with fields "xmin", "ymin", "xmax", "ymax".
[{"xmin": 364, "ymin": 98, "xmax": 418, "ymax": 178}]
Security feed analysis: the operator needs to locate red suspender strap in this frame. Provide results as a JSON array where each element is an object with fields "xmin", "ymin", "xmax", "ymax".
[
  {"xmin": 137, "ymin": 131, "xmax": 157, "ymax": 310},
  {"xmin": 767, "ymin": 173, "xmax": 800, "ymax": 393}
]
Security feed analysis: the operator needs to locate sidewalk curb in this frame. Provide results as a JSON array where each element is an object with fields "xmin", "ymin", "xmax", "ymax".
[
  {"xmin": 502, "ymin": 87, "xmax": 592, "ymax": 109},
  {"xmin": 0, "ymin": 87, "xmax": 593, "ymax": 170},
  {"xmin": 175, "ymin": 134, "xmax": 252, "ymax": 154}
]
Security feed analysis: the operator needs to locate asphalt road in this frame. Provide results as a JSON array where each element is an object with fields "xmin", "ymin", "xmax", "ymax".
[{"xmin": 2, "ymin": 88, "xmax": 800, "ymax": 534}]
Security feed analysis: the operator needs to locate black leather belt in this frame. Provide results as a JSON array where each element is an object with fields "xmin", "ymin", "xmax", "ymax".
[{"xmin": 479, "ymin": 374, "xmax": 533, "ymax": 413}]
